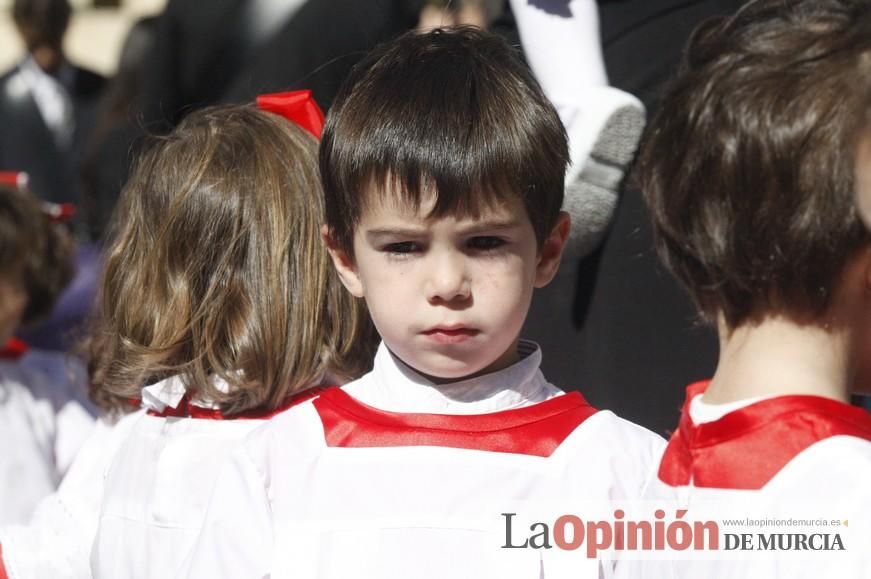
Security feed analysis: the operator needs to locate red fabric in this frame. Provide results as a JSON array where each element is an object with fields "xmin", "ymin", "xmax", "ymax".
[
  {"xmin": 0, "ymin": 544, "xmax": 9, "ymax": 579},
  {"xmin": 0, "ymin": 171, "xmax": 25, "ymax": 189},
  {"xmin": 42, "ymin": 202, "xmax": 76, "ymax": 223},
  {"xmin": 256, "ymin": 90, "xmax": 325, "ymax": 139},
  {"xmin": 147, "ymin": 384, "xmax": 330, "ymax": 420},
  {"xmin": 0, "ymin": 338, "xmax": 28, "ymax": 360},
  {"xmin": 314, "ymin": 388, "xmax": 598, "ymax": 457},
  {"xmin": 658, "ymin": 381, "xmax": 871, "ymax": 490}
]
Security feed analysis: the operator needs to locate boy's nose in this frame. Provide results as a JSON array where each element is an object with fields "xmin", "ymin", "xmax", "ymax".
[{"xmin": 425, "ymin": 253, "xmax": 471, "ymax": 304}]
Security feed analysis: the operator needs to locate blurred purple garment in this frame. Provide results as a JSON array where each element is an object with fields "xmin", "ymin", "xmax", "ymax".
[{"xmin": 18, "ymin": 243, "xmax": 101, "ymax": 352}]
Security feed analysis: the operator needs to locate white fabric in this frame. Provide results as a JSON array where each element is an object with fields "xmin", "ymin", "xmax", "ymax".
[
  {"xmin": 345, "ymin": 340, "xmax": 557, "ymax": 414},
  {"xmin": 89, "ymin": 375, "xmax": 297, "ymax": 579},
  {"xmin": 140, "ymin": 375, "xmax": 222, "ymax": 411},
  {"xmin": 508, "ymin": 0, "xmax": 609, "ymax": 173},
  {"xmin": 509, "ymin": 0, "xmax": 608, "ymax": 93},
  {"xmin": 16, "ymin": 57, "xmax": 75, "ymax": 149},
  {"xmin": 0, "ymin": 410, "xmax": 141, "ymax": 579},
  {"xmin": 0, "ymin": 350, "xmax": 95, "ymax": 525},
  {"xmin": 182, "ymin": 342, "xmax": 665, "ymax": 578},
  {"xmin": 510, "ymin": 1, "xmax": 646, "ymax": 260},
  {"xmin": 688, "ymin": 393, "xmax": 770, "ymax": 424}
]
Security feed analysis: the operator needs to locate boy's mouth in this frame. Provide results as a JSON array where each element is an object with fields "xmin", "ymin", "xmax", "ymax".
[{"xmin": 421, "ymin": 326, "xmax": 480, "ymax": 344}]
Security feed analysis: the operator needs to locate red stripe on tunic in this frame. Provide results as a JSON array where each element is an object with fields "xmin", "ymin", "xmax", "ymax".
[
  {"xmin": 314, "ymin": 387, "xmax": 598, "ymax": 457},
  {"xmin": 658, "ymin": 381, "xmax": 871, "ymax": 489}
]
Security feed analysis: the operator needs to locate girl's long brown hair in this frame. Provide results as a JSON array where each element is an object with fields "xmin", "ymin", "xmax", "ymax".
[{"xmin": 89, "ymin": 105, "xmax": 375, "ymax": 416}]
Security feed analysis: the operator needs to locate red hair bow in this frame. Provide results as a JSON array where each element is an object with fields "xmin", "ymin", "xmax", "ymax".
[
  {"xmin": 0, "ymin": 171, "xmax": 28, "ymax": 189},
  {"xmin": 0, "ymin": 172, "xmax": 75, "ymax": 223},
  {"xmin": 256, "ymin": 90, "xmax": 325, "ymax": 139}
]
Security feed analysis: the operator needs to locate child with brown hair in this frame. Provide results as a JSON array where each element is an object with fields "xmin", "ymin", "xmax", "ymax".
[
  {"xmin": 184, "ymin": 27, "xmax": 663, "ymax": 579},
  {"xmin": 87, "ymin": 101, "xmax": 375, "ymax": 578},
  {"xmin": 0, "ymin": 96, "xmax": 376, "ymax": 579},
  {"xmin": 621, "ymin": 0, "xmax": 871, "ymax": 576},
  {"xmin": 0, "ymin": 182, "xmax": 94, "ymax": 526}
]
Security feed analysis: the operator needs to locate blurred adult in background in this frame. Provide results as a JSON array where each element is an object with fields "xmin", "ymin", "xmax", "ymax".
[
  {"xmin": 0, "ymin": 0, "xmax": 105, "ymax": 205},
  {"xmin": 141, "ymin": 0, "xmax": 423, "ymax": 131},
  {"xmin": 417, "ymin": 0, "xmax": 503, "ymax": 28},
  {"xmin": 80, "ymin": 16, "xmax": 158, "ymax": 242}
]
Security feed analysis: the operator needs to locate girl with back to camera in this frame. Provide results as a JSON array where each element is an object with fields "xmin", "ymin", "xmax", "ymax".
[
  {"xmin": 87, "ymin": 102, "xmax": 375, "ymax": 578},
  {"xmin": 0, "ymin": 99, "xmax": 375, "ymax": 579}
]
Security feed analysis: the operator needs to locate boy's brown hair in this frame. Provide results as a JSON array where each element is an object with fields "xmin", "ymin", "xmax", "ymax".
[
  {"xmin": 90, "ymin": 105, "xmax": 375, "ymax": 415},
  {"xmin": 0, "ymin": 184, "xmax": 73, "ymax": 325},
  {"xmin": 638, "ymin": 0, "xmax": 871, "ymax": 329},
  {"xmin": 320, "ymin": 26, "xmax": 568, "ymax": 256}
]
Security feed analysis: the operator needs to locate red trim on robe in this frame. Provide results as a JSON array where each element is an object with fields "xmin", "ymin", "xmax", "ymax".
[
  {"xmin": 658, "ymin": 381, "xmax": 871, "ymax": 490},
  {"xmin": 0, "ymin": 543, "xmax": 9, "ymax": 579},
  {"xmin": 147, "ymin": 385, "xmax": 330, "ymax": 420},
  {"xmin": 0, "ymin": 338, "xmax": 28, "ymax": 360},
  {"xmin": 313, "ymin": 388, "xmax": 598, "ymax": 457}
]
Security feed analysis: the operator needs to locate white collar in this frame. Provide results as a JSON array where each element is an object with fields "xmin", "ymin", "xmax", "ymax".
[
  {"xmin": 689, "ymin": 392, "xmax": 772, "ymax": 425},
  {"xmin": 140, "ymin": 375, "xmax": 227, "ymax": 412},
  {"xmin": 343, "ymin": 340, "xmax": 561, "ymax": 414}
]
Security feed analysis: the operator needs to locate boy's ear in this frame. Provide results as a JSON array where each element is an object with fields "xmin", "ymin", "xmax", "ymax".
[
  {"xmin": 321, "ymin": 225, "xmax": 365, "ymax": 298},
  {"xmin": 534, "ymin": 211, "xmax": 571, "ymax": 288}
]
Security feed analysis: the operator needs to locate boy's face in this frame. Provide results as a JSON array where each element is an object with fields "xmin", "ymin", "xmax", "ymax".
[{"xmin": 327, "ymin": 188, "xmax": 569, "ymax": 383}]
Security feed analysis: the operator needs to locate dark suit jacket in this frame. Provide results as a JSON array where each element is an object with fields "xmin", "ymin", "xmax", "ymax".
[
  {"xmin": 142, "ymin": 0, "xmax": 421, "ymax": 128},
  {"xmin": 0, "ymin": 62, "xmax": 105, "ymax": 203},
  {"xmin": 221, "ymin": 0, "xmax": 421, "ymax": 109}
]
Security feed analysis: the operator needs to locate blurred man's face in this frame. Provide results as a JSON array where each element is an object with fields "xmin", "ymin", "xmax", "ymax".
[{"xmin": 15, "ymin": 23, "xmax": 64, "ymax": 72}]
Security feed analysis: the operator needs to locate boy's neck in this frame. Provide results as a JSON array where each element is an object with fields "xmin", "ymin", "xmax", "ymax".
[{"xmin": 706, "ymin": 315, "xmax": 852, "ymax": 405}]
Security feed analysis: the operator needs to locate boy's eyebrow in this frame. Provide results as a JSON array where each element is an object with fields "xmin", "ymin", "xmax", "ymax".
[
  {"xmin": 364, "ymin": 227, "xmax": 428, "ymax": 242},
  {"xmin": 459, "ymin": 219, "xmax": 524, "ymax": 234},
  {"xmin": 364, "ymin": 219, "xmax": 523, "ymax": 241}
]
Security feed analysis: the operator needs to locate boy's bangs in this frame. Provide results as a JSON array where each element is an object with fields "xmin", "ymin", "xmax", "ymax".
[
  {"xmin": 361, "ymin": 158, "xmax": 523, "ymax": 223},
  {"xmin": 321, "ymin": 26, "xmax": 569, "ymax": 252}
]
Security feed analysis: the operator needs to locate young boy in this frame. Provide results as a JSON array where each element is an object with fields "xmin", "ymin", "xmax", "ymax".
[
  {"xmin": 619, "ymin": 0, "xmax": 871, "ymax": 576},
  {"xmin": 182, "ymin": 27, "xmax": 663, "ymax": 579}
]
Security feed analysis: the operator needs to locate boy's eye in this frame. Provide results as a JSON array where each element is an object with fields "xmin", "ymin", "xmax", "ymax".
[
  {"xmin": 467, "ymin": 236, "xmax": 507, "ymax": 251},
  {"xmin": 383, "ymin": 241, "xmax": 420, "ymax": 254}
]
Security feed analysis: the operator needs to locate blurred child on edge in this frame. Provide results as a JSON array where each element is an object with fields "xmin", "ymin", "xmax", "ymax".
[{"xmin": 0, "ymin": 183, "xmax": 94, "ymax": 525}]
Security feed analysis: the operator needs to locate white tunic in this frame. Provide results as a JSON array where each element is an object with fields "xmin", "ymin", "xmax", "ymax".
[
  {"xmin": 182, "ymin": 342, "xmax": 665, "ymax": 579},
  {"xmin": 0, "ymin": 410, "xmax": 142, "ymax": 579},
  {"xmin": 616, "ymin": 382, "xmax": 871, "ymax": 579},
  {"xmin": 89, "ymin": 376, "xmax": 324, "ymax": 579},
  {"xmin": 0, "ymin": 345, "xmax": 95, "ymax": 525}
]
